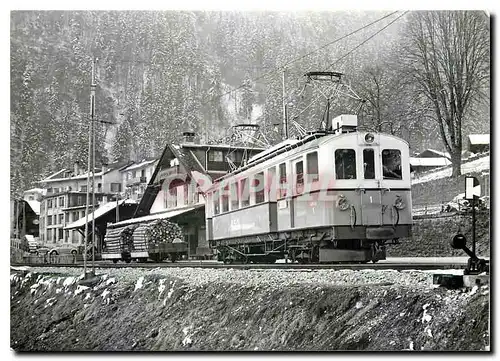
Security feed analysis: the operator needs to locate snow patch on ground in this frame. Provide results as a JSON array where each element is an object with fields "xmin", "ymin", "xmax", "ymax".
[
  {"xmin": 158, "ymin": 279, "xmax": 166, "ymax": 299},
  {"xmin": 421, "ymin": 304, "xmax": 432, "ymax": 323},
  {"xmin": 62, "ymin": 277, "xmax": 76, "ymax": 287},
  {"xmin": 182, "ymin": 326, "xmax": 193, "ymax": 347},
  {"xmin": 74, "ymin": 285, "xmax": 90, "ymax": 296},
  {"xmin": 412, "ymin": 155, "xmax": 489, "ymax": 185},
  {"xmin": 134, "ymin": 277, "xmax": 145, "ymax": 292}
]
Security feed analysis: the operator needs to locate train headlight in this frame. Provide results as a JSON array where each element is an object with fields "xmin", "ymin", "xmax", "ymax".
[
  {"xmin": 394, "ymin": 195, "xmax": 405, "ymax": 210},
  {"xmin": 337, "ymin": 194, "xmax": 350, "ymax": 211},
  {"xmin": 364, "ymin": 133, "xmax": 375, "ymax": 143}
]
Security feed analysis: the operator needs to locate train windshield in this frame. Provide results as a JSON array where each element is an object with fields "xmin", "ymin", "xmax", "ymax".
[
  {"xmin": 335, "ymin": 149, "xmax": 356, "ymax": 179},
  {"xmin": 382, "ymin": 149, "xmax": 402, "ymax": 180}
]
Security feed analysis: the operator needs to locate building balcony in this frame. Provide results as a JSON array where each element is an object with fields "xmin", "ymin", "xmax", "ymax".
[{"xmin": 126, "ymin": 176, "xmax": 147, "ymax": 187}]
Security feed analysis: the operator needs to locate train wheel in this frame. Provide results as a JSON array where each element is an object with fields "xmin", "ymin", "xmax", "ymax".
[
  {"xmin": 125, "ymin": 258, "xmax": 131, "ymax": 264},
  {"xmin": 170, "ymin": 253, "xmax": 177, "ymax": 263},
  {"xmin": 371, "ymin": 259, "xmax": 379, "ymax": 263},
  {"xmin": 112, "ymin": 259, "xmax": 118, "ymax": 264}
]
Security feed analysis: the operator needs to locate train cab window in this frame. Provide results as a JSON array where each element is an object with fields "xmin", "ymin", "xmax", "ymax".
[
  {"xmin": 295, "ymin": 160, "xmax": 304, "ymax": 194},
  {"xmin": 306, "ymin": 152, "xmax": 319, "ymax": 183},
  {"xmin": 335, "ymin": 149, "xmax": 356, "ymax": 179},
  {"xmin": 278, "ymin": 163, "xmax": 287, "ymax": 199},
  {"xmin": 363, "ymin": 149, "xmax": 375, "ymax": 179},
  {"xmin": 382, "ymin": 149, "xmax": 402, "ymax": 180},
  {"xmin": 241, "ymin": 178, "xmax": 250, "ymax": 207},
  {"xmin": 213, "ymin": 192, "xmax": 220, "ymax": 215},
  {"xmin": 254, "ymin": 172, "xmax": 265, "ymax": 204},
  {"xmin": 230, "ymin": 181, "xmax": 239, "ymax": 210}
]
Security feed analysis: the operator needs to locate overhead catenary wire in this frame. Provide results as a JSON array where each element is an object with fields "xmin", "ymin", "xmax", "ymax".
[
  {"xmin": 286, "ymin": 11, "xmax": 409, "ymax": 128},
  {"xmin": 324, "ymin": 11, "xmax": 409, "ymax": 71},
  {"xmin": 83, "ymin": 11, "xmax": 404, "ymax": 117},
  {"xmin": 203, "ymin": 11, "xmax": 401, "ymax": 105},
  {"xmin": 118, "ymin": 11, "xmax": 402, "ymax": 107}
]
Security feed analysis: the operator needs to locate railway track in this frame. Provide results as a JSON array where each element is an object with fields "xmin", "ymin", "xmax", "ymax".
[{"xmin": 11, "ymin": 259, "xmax": 468, "ymax": 271}]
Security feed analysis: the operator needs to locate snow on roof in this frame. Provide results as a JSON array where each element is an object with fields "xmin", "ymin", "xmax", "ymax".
[
  {"xmin": 24, "ymin": 235, "xmax": 35, "ymax": 243},
  {"xmin": 417, "ymin": 149, "xmax": 451, "ymax": 159},
  {"xmin": 26, "ymin": 200, "xmax": 40, "ymax": 215},
  {"xmin": 181, "ymin": 143, "xmax": 265, "ymax": 151},
  {"xmin": 24, "ymin": 188, "xmax": 46, "ymax": 194},
  {"xmin": 468, "ymin": 134, "xmax": 490, "ymax": 145},
  {"xmin": 42, "ymin": 171, "xmax": 105, "ymax": 183},
  {"xmin": 409, "ymin": 157, "xmax": 451, "ymax": 167},
  {"xmin": 44, "ymin": 169, "xmax": 69, "ymax": 181},
  {"xmin": 122, "ymin": 159, "xmax": 158, "ymax": 172},
  {"xmin": 412, "ymin": 155, "xmax": 490, "ymax": 185},
  {"xmin": 64, "ymin": 199, "xmax": 138, "ymax": 230},
  {"xmin": 110, "ymin": 204, "xmax": 203, "ymax": 227}
]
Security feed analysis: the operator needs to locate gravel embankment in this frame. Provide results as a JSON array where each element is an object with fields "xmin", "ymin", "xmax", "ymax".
[{"xmin": 11, "ymin": 266, "xmax": 489, "ymax": 351}]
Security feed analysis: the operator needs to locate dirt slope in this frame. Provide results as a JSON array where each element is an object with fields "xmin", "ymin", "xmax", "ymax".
[{"xmin": 11, "ymin": 267, "xmax": 489, "ymax": 351}]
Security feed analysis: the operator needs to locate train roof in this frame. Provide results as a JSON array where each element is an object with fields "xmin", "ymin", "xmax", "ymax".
[{"xmin": 207, "ymin": 130, "xmax": 409, "ymax": 191}]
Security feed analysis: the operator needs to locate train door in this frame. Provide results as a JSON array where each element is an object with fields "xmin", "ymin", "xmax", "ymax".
[
  {"xmin": 379, "ymin": 148, "xmax": 405, "ymax": 226},
  {"xmin": 290, "ymin": 157, "xmax": 304, "ymax": 228},
  {"xmin": 359, "ymin": 147, "xmax": 383, "ymax": 225}
]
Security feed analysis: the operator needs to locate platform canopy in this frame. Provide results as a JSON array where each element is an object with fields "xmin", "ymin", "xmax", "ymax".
[
  {"xmin": 64, "ymin": 199, "xmax": 137, "ymax": 230},
  {"xmin": 109, "ymin": 204, "xmax": 204, "ymax": 228}
]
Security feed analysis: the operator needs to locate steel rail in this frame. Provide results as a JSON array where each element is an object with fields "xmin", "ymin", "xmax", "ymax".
[{"xmin": 11, "ymin": 261, "xmax": 467, "ymax": 271}]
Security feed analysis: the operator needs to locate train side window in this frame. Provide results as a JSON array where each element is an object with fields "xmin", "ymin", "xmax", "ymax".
[
  {"xmin": 221, "ymin": 183, "xmax": 229, "ymax": 212},
  {"xmin": 267, "ymin": 166, "xmax": 276, "ymax": 202},
  {"xmin": 278, "ymin": 163, "xmax": 287, "ymax": 199},
  {"xmin": 230, "ymin": 181, "xmax": 239, "ymax": 210},
  {"xmin": 363, "ymin": 149, "xmax": 375, "ymax": 179},
  {"xmin": 241, "ymin": 178, "xmax": 250, "ymax": 207},
  {"xmin": 382, "ymin": 149, "xmax": 402, "ymax": 180},
  {"xmin": 306, "ymin": 151, "xmax": 319, "ymax": 183},
  {"xmin": 335, "ymin": 149, "xmax": 356, "ymax": 179},
  {"xmin": 213, "ymin": 192, "xmax": 220, "ymax": 215},
  {"xmin": 295, "ymin": 160, "xmax": 304, "ymax": 194},
  {"xmin": 254, "ymin": 172, "xmax": 265, "ymax": 204}
]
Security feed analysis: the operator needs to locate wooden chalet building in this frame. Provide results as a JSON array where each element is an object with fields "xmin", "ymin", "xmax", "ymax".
[{"xmin": 112, "ymin": 132, "xmax": 265, "ymax": 258}]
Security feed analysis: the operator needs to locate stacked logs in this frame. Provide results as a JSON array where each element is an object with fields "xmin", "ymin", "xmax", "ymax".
[
  {"xmin": 103, "ymin": 225, "xmax": 138, "ymax": 253},
  {"xmin": 132, "ymin": 219, "xmax": 183, "ymax": 250}
]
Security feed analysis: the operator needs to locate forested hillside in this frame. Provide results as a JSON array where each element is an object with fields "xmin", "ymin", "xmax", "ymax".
[{"xmin": 10, "ymin": 11, "xmax": 490, "ymax": 196}]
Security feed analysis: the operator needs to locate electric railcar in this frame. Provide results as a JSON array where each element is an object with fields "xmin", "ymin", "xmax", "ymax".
[{"xmin": 205, "ymin": 114, "xmax": 412, "ymax": 264}]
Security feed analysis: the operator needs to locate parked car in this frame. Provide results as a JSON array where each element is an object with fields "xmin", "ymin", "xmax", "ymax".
[
  {"xmin": 48, "ymin": 245, "xmax": 79, "ymax": 256},
  {"xmin": 33, "ymin": 246, "xmax": 50, "ymax": 256}
]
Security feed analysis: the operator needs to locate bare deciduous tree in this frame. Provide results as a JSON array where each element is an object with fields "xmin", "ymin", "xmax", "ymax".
[{"xmin": 403, "ymin": 11, "xmax": 489, "ymax": 176}]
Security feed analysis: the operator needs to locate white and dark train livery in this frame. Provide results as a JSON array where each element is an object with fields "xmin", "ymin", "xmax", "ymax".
[{"xmin": 205, "ymin": 114, "xmax": 412, "ymax": 263}]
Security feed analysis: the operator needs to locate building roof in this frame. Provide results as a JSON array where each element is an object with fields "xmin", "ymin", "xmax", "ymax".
[
  {"xmin": 44, "ymin": 169, "xmax": 68, "ymax": 180},
  {"xmin": 409, "ymin": 157, "xmax": 451, "ymax": 167},
  {"xmin": 25, "ymin": 200, "xmax": 40, "ymax": 215},
  {"xmin": 64, "ymin": 199, "xmax": 138, "ymax": 230},
  {"xmin": 110, "ymin": 204, "xmax": 204, "ymax": 227},
  {"xmin": 468, "ymin": 134, "xmax": 490, "ymax": 145},
  {"xmin": 417, "ymin": 149, "xmax": 451, "ymax": 160},
  {"xmin": 24, "ymin": 188, "xmax": 46, "ymax": 194},
  {"xmin": 180, "ymin": 143, "xmax": 265, "ymax": 151},
  {"xmin": 122, "ymin": 159, "xmax": 158, "ymax": 172},
  {"xmin": 41, "ymin": 171, "xmax": 105, "ymax": 183}
]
